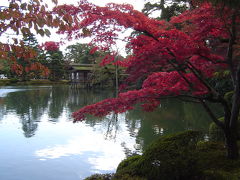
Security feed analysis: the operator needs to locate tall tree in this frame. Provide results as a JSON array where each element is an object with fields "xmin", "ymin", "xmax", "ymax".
[
  {"xmin": 43, "ymin": 41, "xmax": 66, "ymax": 80},
  {"xmin": 54, "ymin": 0, "xmax": 240, "ymax": 159},
  {"xmin": 7, "ymin": 34, "xmax": 49, "ymax": 80}
]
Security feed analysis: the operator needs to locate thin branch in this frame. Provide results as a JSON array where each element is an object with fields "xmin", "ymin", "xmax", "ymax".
[
  {"xmin": 200, "ymin": 99, "xmax": 225, "ymax": 129},
  {"xmin": 167, "ymin": 59, "xmax": 193, "ymax": 87},
  {"xmin": 226, "ymin": 11, "xmax": 237, "ymax": 83},
  {"xmin": 187, "ymin": 61, "xmax": 213, "ymax": 93},
  {"xmin": 198, "ymin": 54, "xmax": 226, "ymax": 64}
]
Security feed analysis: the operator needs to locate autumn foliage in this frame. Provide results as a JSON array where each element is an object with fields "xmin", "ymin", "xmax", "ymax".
[
  {"xmin": 1, "ymin": 0, "xmax": 239, "ymax": 159},
  {"xmin": 0, "ymin": 0, "xmax": 60, "ymax": 58},
  {"xmin": 43, "ymin": 41, "xmax": 60, "ymax": 52},
  {"xmin": 11, "ymin": 62, "xmax": 50, "ymax": 77},
  {"xmin": 53, "ymin": 1, "xmax": 240, "ymax": 158},
  {"xmin": 53, "ymin": 1, "xmax": 234, "ymax": 120},
  {"xmin": 0, "ymin": 0, "xmax": 63, "ymax": 78}
]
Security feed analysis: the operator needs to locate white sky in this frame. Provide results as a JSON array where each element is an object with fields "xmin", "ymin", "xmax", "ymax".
[
  {"xmin": 54, "ymin": 0, "xmax": 147, "ymax": 54},
  {"xmin": 58, "ymin": 0, "xmax": 146, "ymax": 11},
  {"xmin": 36, "ymin": 0, "xmax": 150, "ymax": 55}
]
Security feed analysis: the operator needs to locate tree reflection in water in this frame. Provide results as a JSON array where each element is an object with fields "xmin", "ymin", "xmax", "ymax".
[
  {"xmin": 3, "ymin": 87, "xmax": 51, "ymax": 137},
  {"xmin": 0, "ymin": 85, "xmax": 222, "ymax": 154}
]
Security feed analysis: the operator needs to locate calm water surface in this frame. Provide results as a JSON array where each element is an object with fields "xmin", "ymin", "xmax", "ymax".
[{"xmin": 0, "ymin": 85, "xmax": 220, "ymax": 180}]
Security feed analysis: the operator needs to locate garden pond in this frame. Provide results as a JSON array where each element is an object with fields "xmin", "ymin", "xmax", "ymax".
[{"xmin": 0, "ymin": 85, "xmax": 221, "ymax": 179}]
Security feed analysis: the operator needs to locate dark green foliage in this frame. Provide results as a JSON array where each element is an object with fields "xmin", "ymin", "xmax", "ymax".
[
  {"xmin": 9, "ymin": 78, "xmax": 19, "ymax": 83},
  {"xmin": 90, "ymin": 56, "xmax": 125, "ymax": 89},
  {"xmin": 46, "ymin": 50, "xmax": 66, "ymax": 81},
  {"xmin": 142, "ymin": 0, "xmax": 188, "ymax": 21},
  {"xmin": 114, "ymin": 131, "xmax": 240, "ymax": 180},
  {"xmin": 196, "ymin": 141, "xmax": 240, "ymax": 179},
  {"xmin": 209, "ymin": 71, "xmax": 233, "ymax": 97},
  {"xmin": 209, "ymin": 121, "xmax": 225, "ymax": 142},
  {"xmin": 115, "ymin": 131, "xmax": 202, "ymax": 180},
  {"xmin": 23, "ymin": 33, "xmax": 39, "ymax": 50},
  {"xmin": 65, "ymin": 43, "xmax": 101, "ymax": 64},
  {"xmin": 84, "ymin": 173, "xmax": 114, "ymax": 180},
  {"xmin": 117, "ymin": 155, "xmax": 142, "ymax": 172},
  {"xmin": 209, "ymin": 117, "xmax": 240, "ymax": 142},
  {"xmin": 0, "ymin": 59, "xmax": 11, "ymax": 77}
]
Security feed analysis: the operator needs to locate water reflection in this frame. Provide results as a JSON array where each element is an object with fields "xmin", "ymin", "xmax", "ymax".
[
  {"xmin": 3, "ymin": 87, "xmax": 51, "ymax": 137},
  {"xmin": 0, "ymin": 86, "xmax": 221, "ymax": 148},
  {"xmin": 0, "ymin": 85, "xmax": 222, "ymax": 179},
  {"xmin": 35, "ymin": 130, "xmax": 125, "ymax": 170},
  {"xmin": 125, "ymin": 99, "xmax": 218, "ymax": 149}
]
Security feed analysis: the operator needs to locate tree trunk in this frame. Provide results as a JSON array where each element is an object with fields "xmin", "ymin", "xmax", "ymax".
[{"xmin": 224, "ymin": 128, "xmax": 239, "ymax": 159}]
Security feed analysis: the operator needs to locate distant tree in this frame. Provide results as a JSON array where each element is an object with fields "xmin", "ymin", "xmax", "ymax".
[
  {"xmin": 90, "ymin": 53, "xmax": 125, "ymax": 88},
  {"xmin": 0, "ymin": 59, "xmax": 11, "ymax": 77},
  {"xmin": 43, "ymin": 41, "xmax": 66, "ymax": 81},
  {"xmin": 142, "ymin": 0, "xmax": 189, "ymax": 21},
  {"xmin": 65, "ymin": 43, "xmax": 100, "ymax": 64}
]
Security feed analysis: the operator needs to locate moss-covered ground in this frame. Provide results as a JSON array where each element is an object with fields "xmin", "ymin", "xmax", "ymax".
[{"xmin": 86, "ymin": 131, "xmax": 240, "ymax": 180}]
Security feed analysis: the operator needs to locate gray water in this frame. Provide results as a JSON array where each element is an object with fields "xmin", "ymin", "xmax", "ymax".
[{"xmin": 0, "ymin": 85, "xmax": 220, "ymax": 180}]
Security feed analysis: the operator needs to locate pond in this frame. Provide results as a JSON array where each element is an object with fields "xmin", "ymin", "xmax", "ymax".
[{"xmin": 0, "ymin": 85, "xmax": 221, "ymax": 179}]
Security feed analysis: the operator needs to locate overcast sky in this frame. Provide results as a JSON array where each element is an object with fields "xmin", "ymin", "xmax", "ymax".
[
  {"xmin": 2, "ymin": 0, "xmax": 156, "ymax": 55},
  {"xmin": 43, "ymin": 0, "xmax": 150, "ymax": 54},
  {"xmin": 57, "ymin": 0, "xmax": 146, "ymax": 11}
]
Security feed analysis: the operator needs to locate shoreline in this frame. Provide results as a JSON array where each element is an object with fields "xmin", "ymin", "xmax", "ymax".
[{"xmin": 0, "ymin": 79, "xmax": 70, "ymax": 86}]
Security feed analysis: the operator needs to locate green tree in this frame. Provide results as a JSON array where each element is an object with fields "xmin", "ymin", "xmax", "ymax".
[
  {"xmin": 65, "ymin": 43, "xmax": 99, "ymax": 64},
  {"xmin": 0, "ymin": 59, "xmax": 11, "ymax": 77},
  {"xmin": 142, "ymin": 0, "xmax": 189, "ymax": 21},
  {"xmin": 47, "ymin": 50, "xmax": 66, "ymax": 81}
]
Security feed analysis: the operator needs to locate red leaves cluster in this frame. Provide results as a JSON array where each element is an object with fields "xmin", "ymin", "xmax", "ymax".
[
  {"xmin": 99, "ymin": 54, "xmax": 116, "ymax": 66},
  {"xmin": 53, "ymin": 0, "xmax": 165, "ymax": 49},
  {"xmin": 73, "ymin": 89, "xmax": 160, "ymax": 121},
  {"xmin": 170, "ymin": 2, "xmax": 229, "ymax": 41},
  {"xmin": 11, "ymin": 63, "xmax": 23, "ymax": 75},
  {"xmin": 43, "ymin": 41, "xmax": 60, "ymax": 51},
  {"xmin": 11, "ymin": 62, "xmax": 50, "ymax": 78},
  {"xmin": 89, "ymin": 46, "xmax": 98, "ymax": 55},
  {"xmin": 25, "ymin": 62, "xmax": 50, "ymax": 76}
]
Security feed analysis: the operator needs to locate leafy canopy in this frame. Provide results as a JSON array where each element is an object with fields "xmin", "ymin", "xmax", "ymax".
[{"xmin": 52, "ymin": 1, "xmax": 235, "ymax": 120}]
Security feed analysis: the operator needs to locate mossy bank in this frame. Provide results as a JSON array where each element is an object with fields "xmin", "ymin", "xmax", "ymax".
[{"xmin": 86, "ymin": 131, "xmax": 240, "ymax": 180}]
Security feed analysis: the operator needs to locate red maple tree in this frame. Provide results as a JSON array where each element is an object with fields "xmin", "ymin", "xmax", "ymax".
[{"xmin": 54, "ymin": 0, "xmax": 240, "ymax": 159}]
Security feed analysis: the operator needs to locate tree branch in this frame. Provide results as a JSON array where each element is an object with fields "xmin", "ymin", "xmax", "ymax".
[
  {"xmin": 200, "ymin": 99, "xmax": 225, "ymax": 129},
  {"xmin": 227, "ymin": 11, "xmax": 237, "ymax": 83}
]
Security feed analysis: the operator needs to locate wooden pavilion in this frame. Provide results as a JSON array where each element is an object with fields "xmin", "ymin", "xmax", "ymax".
[{"xmin": 68, "ymin": 63, "xmax": 94, "ymax": 88}]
